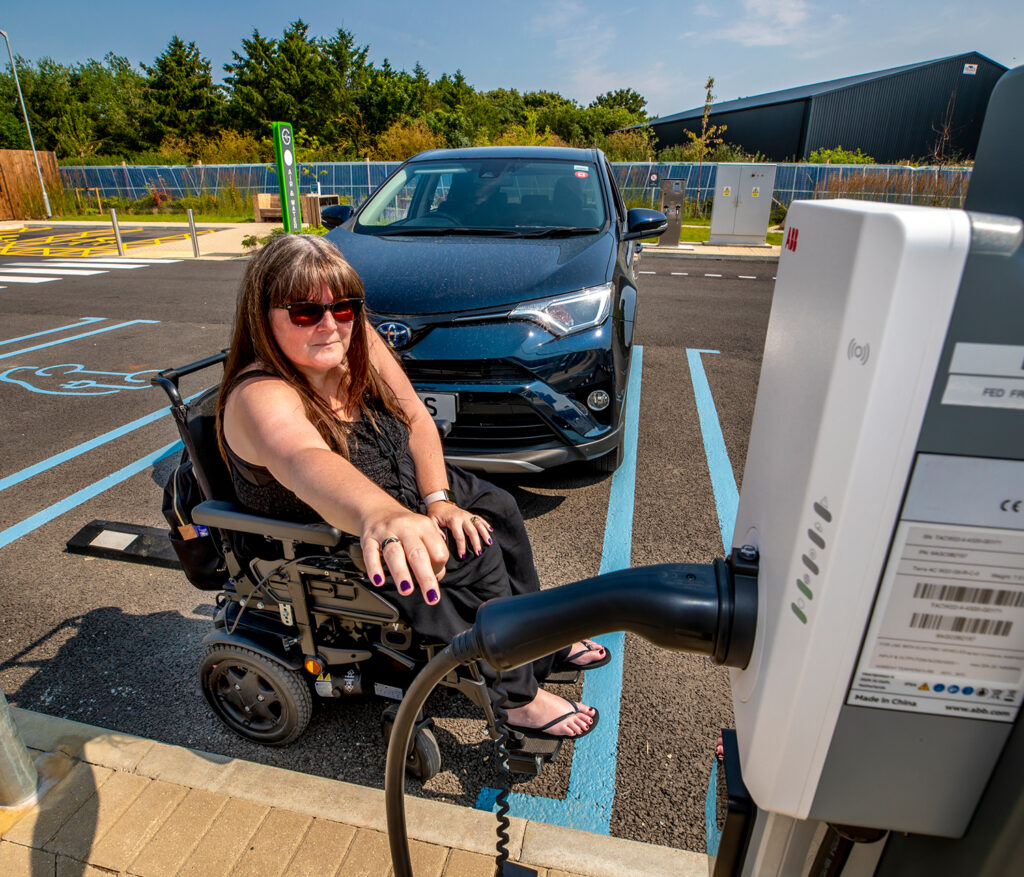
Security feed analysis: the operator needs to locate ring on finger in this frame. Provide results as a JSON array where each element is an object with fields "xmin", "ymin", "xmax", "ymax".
[
  {"xmin": 470, "ymin": 516, "xmax": 480, "ymax": 523},
  {"xmin": 381, "ymin": 536, "xmax": 401, "ymax": 550}
]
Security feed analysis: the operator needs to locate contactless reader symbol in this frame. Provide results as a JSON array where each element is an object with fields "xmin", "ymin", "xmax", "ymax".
[{"xmin": 847, "ymin": 338, "xmax": 870, "ymax": 365}]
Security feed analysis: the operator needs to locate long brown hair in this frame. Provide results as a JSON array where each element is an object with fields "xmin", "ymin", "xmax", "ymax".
[{"xmin": 216, "ymin": 233, "xmax": 406, "ymax": 463}]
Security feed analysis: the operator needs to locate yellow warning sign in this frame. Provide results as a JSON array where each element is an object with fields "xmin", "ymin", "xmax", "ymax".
[
  {"xmin": 751, "ymin": 187, "xmax": 760, "ymax": 198},
  {"xmin": 723, "ymin": 186, "xmax": 731, "ymax": 197},
  {"xmin": 918, "ymin": 683, "xmax": 929, "ymax": 690}
]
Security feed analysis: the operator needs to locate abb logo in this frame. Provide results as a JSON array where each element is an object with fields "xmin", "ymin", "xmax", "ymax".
[{"xmin": 785, "ymin": 227, "xmax": 799, "ymax": 252}]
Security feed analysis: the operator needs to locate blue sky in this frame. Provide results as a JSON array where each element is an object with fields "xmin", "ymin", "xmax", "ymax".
[{"xmin": 2, "ymin": 1, "xmax": 1020, "ymax": 117}]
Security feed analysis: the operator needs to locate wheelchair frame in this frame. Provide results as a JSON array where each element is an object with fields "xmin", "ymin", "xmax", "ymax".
[{"xmin": 153, "ymin": 352, "xmax": 562, "ymax": 779}]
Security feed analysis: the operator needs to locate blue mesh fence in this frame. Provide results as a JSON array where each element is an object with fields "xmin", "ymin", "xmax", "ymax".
[{"xmin": 59, "ymin": 161, "xmax": 971, "ymax": 213}]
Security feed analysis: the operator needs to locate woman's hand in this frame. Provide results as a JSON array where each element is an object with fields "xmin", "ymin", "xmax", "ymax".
[
  {"xmin": 427, "ymin": 500, "xmax": 493, "ymax": 560},
  {"xmin": 361, "ymin": 508, "xmax": 449, "ymax": 605}
]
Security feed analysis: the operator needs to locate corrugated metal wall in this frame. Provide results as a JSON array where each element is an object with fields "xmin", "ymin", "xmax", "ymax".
[
  {"xmin": 647, "ymin": 53, "xmax": 1005, "ymax": 163},
  {"xmin": 805, "ymin": 52, "xmax": 1005, "ymax": 162}
]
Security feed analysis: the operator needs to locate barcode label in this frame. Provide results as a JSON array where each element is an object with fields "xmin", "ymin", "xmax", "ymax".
[
  {"xmin": 913, "ymin": 582, "xmax": 1024, "ymax": 607},
  {"xmin": 909, "ymin": 613, "xmax": 1013, "ymax": 637}
]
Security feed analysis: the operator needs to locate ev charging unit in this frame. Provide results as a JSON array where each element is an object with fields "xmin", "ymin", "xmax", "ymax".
[
  {"xmin": 720, "ymin": 66, "xmax": 1024, "ymax": 875},
  {"xmin": 383, "ymin": 67, "xmax": 1024, "ymax": 877}
]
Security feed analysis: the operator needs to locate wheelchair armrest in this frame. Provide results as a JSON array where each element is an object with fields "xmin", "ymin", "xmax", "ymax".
[{"xmin": 192, "ymin": 500, "xmax": 346, "ymax": 548}]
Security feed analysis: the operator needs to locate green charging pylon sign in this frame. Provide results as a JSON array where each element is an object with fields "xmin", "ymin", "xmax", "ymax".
[{"xmin": 272, "ymin": 122, "xmax": 302, "ymax": 232}]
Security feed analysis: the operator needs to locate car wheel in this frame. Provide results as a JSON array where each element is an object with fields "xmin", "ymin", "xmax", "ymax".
[
  {"xmin": 592, "ymin": 434, "xmax": 625, "ymax": 474},
  {"xmin": 199, "ymin": 644, "xmax": 312, "ymax": 746}
]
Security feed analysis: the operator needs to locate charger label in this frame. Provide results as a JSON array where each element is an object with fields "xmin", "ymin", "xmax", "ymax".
[{"xmin": 848, "ymin": 522, "xmax": 1024, "ymax": 722}]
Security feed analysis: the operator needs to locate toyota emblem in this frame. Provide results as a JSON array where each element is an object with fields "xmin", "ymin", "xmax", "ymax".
[{"xmin": 376, "ymin": 321, "xmax": 412, "ymax": 348}]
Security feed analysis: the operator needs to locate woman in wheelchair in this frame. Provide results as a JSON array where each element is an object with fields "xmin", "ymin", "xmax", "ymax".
[{"xmin": 215, "ymin": 233, "xmax": 609, "ymax": 739}]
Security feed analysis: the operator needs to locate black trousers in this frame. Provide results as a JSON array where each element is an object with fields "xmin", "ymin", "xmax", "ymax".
[{"xmin": 383, "ymin": 465, "xmax": 560, "ymax": 707}]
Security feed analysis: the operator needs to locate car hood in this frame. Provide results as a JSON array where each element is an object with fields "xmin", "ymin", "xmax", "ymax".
[{"xmin": 325, "ymin": 228, "xmax": 615, "ymax": 315}]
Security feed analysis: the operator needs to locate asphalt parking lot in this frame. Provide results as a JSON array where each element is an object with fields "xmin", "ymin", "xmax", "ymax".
[{"xmin": 0, "ymin": 250, "xmax": 774, "ymax": 854}]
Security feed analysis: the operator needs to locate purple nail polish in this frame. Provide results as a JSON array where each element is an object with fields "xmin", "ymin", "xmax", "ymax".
[
  {"xmin": 459, "ymin": 553, "xmax": 465, "ymax": 560},
  {"xmin": 476, "ymin": 549, "xmax": 482, "ymax": 556},
  {"xmin": 399, "ymin": 580, "xmax": 412, "ymax": 594},
  {"xmin": 426, "ymin": 589, "xmax": 439, "ymax": 604},
  {"xmin": 486, "ymin": 538, "xmax": 493, "ymax": 545},
  {"xmin": 373, "ymin": 574, "xmax": 383, "ymax": 585}
]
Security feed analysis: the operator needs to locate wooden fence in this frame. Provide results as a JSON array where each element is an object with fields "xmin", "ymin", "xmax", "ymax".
[{"xmin": 0, "ymin": 149, "xmax": 62, "ymax": 220}]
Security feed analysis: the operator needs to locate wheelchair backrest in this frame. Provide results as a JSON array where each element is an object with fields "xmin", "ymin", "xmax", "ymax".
[{"xmin": 182, "ymin": 385, "xmax": 238, "ymax": 505}]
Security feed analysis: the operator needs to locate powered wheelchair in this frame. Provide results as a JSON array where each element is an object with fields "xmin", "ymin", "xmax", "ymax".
[{"xmin": 154, "ymin": 352, "xmax": 572, "ymax": 780}]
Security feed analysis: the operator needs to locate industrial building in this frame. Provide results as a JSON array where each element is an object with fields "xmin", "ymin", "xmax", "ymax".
[{"xmin": 643, "ymin": 52, "xmax": 1007, "ymax": 163}]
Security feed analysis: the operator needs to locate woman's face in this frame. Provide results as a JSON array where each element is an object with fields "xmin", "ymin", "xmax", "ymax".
[{"xmin": 269, "ymin": 281, "xmax": 356, "ymax": 375}]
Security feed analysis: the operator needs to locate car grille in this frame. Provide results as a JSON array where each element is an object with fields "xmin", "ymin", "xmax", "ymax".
[
  {"xmin": 446, "ymin": 395, "xmax": 558, "ymax": 448},
  {"xmin": 401, "ymin": 359, "xmax": 534, "ymax": 384}
]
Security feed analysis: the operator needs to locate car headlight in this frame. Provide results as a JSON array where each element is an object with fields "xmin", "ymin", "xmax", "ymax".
[{"xmin": 510, "ymin": 283, "xmax": 612, "ymax": 336}]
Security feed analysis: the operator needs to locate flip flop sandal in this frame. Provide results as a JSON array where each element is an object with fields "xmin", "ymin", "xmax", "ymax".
[
  {"xmin": 506, "ymin": 700, "xmax": 600, "ymax": 742},
  {"xmin": 552, "ymin": 640, "xmax": 613, "ymax": 674}
]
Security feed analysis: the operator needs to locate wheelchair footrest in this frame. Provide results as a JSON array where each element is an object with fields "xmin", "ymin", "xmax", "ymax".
[{"xmin": 504, "ymin": 729, "xmax": 563, "ymax": 775}]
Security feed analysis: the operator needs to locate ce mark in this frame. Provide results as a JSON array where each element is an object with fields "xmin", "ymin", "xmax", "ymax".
[{"xmin": 1001, "ymin": 499, "xmax": 1023, "ymax": 513}]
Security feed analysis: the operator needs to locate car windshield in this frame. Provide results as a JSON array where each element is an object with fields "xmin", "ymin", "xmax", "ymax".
[{"xmin": 354, "ymin": 157, "xmax": 607, "ymax": 236}]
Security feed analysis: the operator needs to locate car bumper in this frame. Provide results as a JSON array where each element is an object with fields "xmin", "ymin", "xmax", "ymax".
[{"xmin": 444, "ymin": 419, "xmax": 625, "ymax": 473}]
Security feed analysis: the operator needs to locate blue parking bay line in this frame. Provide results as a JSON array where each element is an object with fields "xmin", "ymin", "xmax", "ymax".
[
  {"xmin": 476, "ymin": 345, "xmax": 644, "ymax": 834},
  {"xmin": 0, "ymin": 320, "xmax": 159, "ymax": 361},
  {"xmin": 686, "ymin": 347, "xmax": 740, "ymax": 856},
  {"xmin": 0, "ymin": 393, "xmax": 199, "ymax": 494},
  {"xmin": 0, "ymin": 318, "xmax": 106, "ymax": 347},
  {"xmin": 0, "ymin": 441, "xmax": 181, "ymax": 551},
  {"xmin": 685, "ymin": 349, "xmax": 738, "ymax": 553}
]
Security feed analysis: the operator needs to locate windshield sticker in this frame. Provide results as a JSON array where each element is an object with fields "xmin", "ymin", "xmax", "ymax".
[{"xmin": 575, "ymin": 170, "xmax": 589, "ymax": 179}]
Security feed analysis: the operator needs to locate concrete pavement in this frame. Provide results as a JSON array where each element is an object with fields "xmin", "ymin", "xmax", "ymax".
[{"xmin": 1, "ymin": 708, "xmax": 708, "ymax": 877}]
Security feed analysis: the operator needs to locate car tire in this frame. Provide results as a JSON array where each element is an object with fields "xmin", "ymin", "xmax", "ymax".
[{"xmin": 592, "ymin": 434, "xmax": 625, "ymax": 474}]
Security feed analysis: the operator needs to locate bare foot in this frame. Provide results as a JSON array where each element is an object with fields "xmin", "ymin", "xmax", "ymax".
[
  {"xmin": 564, "ymin": 640, "xmax": 607, "ymax": 668},
  {"xmin": 715, "ymin": 732, "xmax": 724, "ymax": 762},
  {"xmin": 506, "ymin": 688, "xmax": 596, "ymax": 737}
]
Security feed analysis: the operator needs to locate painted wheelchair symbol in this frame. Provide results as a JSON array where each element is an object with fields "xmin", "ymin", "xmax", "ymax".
[{"xmin": 0, "ymin": 363, "xmax": 159, "ymax": 396}]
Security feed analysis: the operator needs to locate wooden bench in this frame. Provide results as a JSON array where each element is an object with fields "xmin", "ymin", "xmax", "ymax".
[{"xmin": 252, "ymin": 193, "xmax": 342, "ymax": 225}]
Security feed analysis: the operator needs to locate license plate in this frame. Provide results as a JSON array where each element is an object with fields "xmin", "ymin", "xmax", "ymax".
[{"xmin": 416, "ymin": 391, "xmax": 457, "ymax": 422}]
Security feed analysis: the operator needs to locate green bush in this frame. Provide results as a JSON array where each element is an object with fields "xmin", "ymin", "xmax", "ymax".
[{"xmin": 807, "ymin": 145, "xmax": 875, "ymax": 164}]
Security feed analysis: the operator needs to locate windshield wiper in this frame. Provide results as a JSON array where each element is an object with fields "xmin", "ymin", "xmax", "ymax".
[
  {"xmin": 372, "ymin": 226, "xmax": 520, "ymax": 237},
  {"xmin": 514, "ymin": 226, "xmax": 602, "ymax": 238}
]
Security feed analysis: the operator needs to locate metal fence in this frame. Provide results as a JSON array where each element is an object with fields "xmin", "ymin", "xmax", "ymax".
[{"xmin": 59, "ymin": 161, "xmax": 973, "ymax": 212}]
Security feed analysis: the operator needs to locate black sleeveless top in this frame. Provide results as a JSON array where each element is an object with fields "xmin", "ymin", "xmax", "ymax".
[{"xmin": 222, "ymin": 369, "xmax": 420, "ymax": 522}]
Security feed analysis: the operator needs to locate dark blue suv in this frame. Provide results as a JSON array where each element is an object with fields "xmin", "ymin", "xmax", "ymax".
[{"xmin": 323, "ymin": 146, "xmax": 666, "ymax": 473}]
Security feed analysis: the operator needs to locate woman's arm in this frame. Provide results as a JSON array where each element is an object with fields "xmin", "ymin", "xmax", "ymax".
[
  {"xmin": 369, "ymin": 333, "xmax": 493, "ymax": 559},
  {"xmin": 223, "ymin": 375, "xmax": 448, "ymax": 602}
]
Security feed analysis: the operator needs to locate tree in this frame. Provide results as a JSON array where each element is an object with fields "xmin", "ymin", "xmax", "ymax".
[
  {"xmin": 589, "ymin": 88, "xmax": 647, "ymax": 119},
  {"xmin": 685, "ymin": 77, "xmax": 727, "ymax": 215},
  {"xmin": 144, "ymin": 37, "xmax": 223, "ymax": 143}
]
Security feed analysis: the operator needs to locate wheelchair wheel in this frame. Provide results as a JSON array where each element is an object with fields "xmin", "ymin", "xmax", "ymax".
[
  {"xmin": 199, "ymin": 644, "xmax": 312, "ymax": 746},
  {"xmin": 381, "ymin": 704, "xmax": 442, "ymax": 782}
]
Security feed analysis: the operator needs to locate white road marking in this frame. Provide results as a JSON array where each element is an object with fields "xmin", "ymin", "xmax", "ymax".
[
  {"xmin": 671, "ymin": 272, "xmax": 688, "ymax": 276},
  {"xmin": 26, "ymin": 261, "xmax": 144, "ymax": 270},
  {"xmin": 2, "ymin": 266, "xmax": 106, "ymax": 276},
  {"xmin": 79, "ymin": 257, "xmax": 182, "ymax": 263},
  {"xmin": 638, "ymin": 270, "xmax": 657, "ymax": 275},
  {"xmin": 0, "ymin": 275, "xmax": 60, "ymax": 283},
  {"xmin": 738, "ymin": 275, "xmax": 757, "ymax": 279},
  {"xmin": 705, "ymin": 273, "xmax": 722, "ymax": 278}
]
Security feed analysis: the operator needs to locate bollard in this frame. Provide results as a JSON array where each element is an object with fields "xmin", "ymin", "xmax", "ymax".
[
  {"xmin": 110, "ymin": 208, "xmax": 125, "ymax": 257},
  {"xmin": 187, "ymin": 208, "xmax": 200, "ymax": 258},
  {"xmin": 0, "ymin": 690, "xmax": 37, "ymax": 807}
]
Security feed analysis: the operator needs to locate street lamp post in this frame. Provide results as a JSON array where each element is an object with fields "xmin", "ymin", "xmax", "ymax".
[{"xmin": 0, "ymin": 28, "xmax": 52, "ymax": 218}]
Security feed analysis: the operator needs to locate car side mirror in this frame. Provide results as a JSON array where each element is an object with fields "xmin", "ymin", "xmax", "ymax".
[
  {"xmin": 321, "ymin": 204, "xmax": 354, "ymax": 229},
  {"xmin": 622, "ymin": 208, "xmax": 668, "ymax": 241}
]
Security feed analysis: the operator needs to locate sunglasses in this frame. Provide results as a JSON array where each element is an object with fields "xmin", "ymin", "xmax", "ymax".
[{"xmin": 279, "ymin": 298, "xmax": 363, "ymax": 327}]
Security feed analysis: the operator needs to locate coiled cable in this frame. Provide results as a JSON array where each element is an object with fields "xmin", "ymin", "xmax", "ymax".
[{"xmin": 490, "ymin": 670, "xmax": 513, "ymax": 875}]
